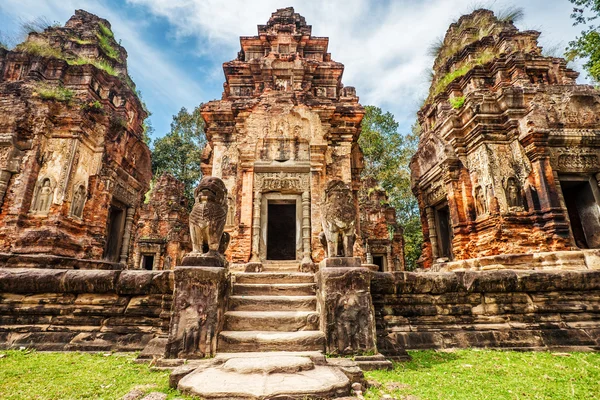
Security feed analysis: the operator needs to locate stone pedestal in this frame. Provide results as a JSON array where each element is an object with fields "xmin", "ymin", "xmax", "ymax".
[
  {"xmin": 316, "ymin": 262, "xmax": 377, "ymax": 355},
  {"xmin": 181, "ymin": 252, "xmax": 227, "ymax": 268},
  {"xmin": 319, "ymin": 257, "xmax": 362, "ymax": 269},
  {"xmin": 165, "ymin": 266, "xmax": 228, "ymax": 359}
]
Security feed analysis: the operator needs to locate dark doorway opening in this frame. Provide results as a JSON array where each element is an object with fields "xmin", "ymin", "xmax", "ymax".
[
  {"xmin": 373, "ymin": 255, "xmax": 385, "ymax": 272},
  {"xmin": 267, "ymin": 202, "xmax": 296, "ymax": 260},
  {"xmin": 141, "ymin": 254, "xmax": 154, "ymax": 270},
  {"xmin": 561, "ymin": 179, "xmax": 600, "ymax": 249},
  {"xmin": 104, "ymin": 205, "xmax": 125, "ymax": 262},
  {"xmin": 435, "ymin": 204, "xmax": 453, "ymax": 259}
]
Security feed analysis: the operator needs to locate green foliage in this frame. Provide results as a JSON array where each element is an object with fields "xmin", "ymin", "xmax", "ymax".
[
  {"xmin": 359, "ymin": 106, "xmax": 422, "ymax": 270},
  {"xmin": 17, "ymin": 40, "xmax": 63, "ymax": 59},
  {"xmin": 98, "ymin": 22, "xmax": 114, "ymax": 39},
  {"xmin": 365, "ymin": 350, "xmax": 600, "ymax": 399},
  {"xmin": 68, "ymin": 56, "xmax": 118, "ymax": 76},
  {"xmin": 0, "ymin": 350, "xmax": 193, "ymax": 399},
  {"xmin": 496, "ymin": 6, "xmax": 525, "ymax": 23},
  {"xmin": 432, "ymin": 50, "xmax": 496, "ymax": 98},
  {"xmin": 450, "ymin": 96, "xmax": 466, "ymax": 109},
  {"xmin": 69, "ymin": 35, "xmax": 93, "ymax": 45},
  {"xmin": 96, "ymin": 31, "xmax": 120, "ymax": 61},
  {"xmin": 151, "ymin": 106, "xmax": 206, "ymax": 207},
  {"xmin": 34, "ymin": 83, "xmax": 74, "ymax": 103},
  {"xmin": 82, "ymin": 99, "xmax": 103, "ymax": 112},
  {"xmin": 566, "ymin": 0, "xmax": 600, "ymax": 82}
]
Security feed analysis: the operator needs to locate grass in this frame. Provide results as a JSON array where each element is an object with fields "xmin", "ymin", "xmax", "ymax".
[
  {"xmin": 0, "ymin": 349, "xmax": 598, "ymax": 399},
  {"xmin": 96, "ymin": 32, "xmax": 120, "ymax": 61},
  {"xmin": 0, "ymin": 350, "xmax": 194, "ymax": 400},
  {"xmin": 450, "ymin": 96, "xmax": 466, "ymax": 109},
  {"xmin": 364, "ymin": 350, "xmax": 600, "ymax": 400},
  {"xmin": 98, "ymin": 22, "xmax": 114, "ymax": 39},
  {"xmin": 17, "ymin": 40, "xmax": 64, "ymax": 59},
  {"xmin": 34, "ymin": 83, "xmax": 74, "ymax": 102},
  {"xmin": 68, "ymin": 56, "xmax": 118, "ymax": 76}
]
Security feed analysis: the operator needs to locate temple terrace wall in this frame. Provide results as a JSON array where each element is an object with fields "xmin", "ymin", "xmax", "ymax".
[
  {"xmin": 0, "ymin": 268, "xmax": 172, "ymax": 351},
  {"xmin": 372, "ymin": 270, "xmax": 600, "ymax": 350}
]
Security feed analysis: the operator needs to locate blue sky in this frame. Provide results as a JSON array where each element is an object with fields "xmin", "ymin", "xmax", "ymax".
[{"xmin": 0, "ymin": 0, "xmax": 589, "ymax": 141}]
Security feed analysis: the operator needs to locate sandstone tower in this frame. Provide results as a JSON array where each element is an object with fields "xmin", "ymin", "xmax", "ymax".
[
  {"xmin": 0, "ymin": 10, "xmax": 151, "ymax": 266},
  {"xmin": 201, "ymin": 7, "xmax": 403, "ymax": 270},
  {"xmin": 411, "ymin": 10, "xmax": 600, "ymax": 269}
]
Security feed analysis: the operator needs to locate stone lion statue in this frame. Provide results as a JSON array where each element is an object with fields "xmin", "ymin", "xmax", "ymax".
[
  {"xmin": 189, "ymin": 176, "xmax": 229, "ymax": 257},
  {"xmin": 320, "ymin": 179, "xmax": 356, "ymax": 257}
]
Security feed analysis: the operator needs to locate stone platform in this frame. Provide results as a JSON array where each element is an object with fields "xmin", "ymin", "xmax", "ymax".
[{"xmin": 175, "ymin": 352, "xmax": 352, "ymax": 399}]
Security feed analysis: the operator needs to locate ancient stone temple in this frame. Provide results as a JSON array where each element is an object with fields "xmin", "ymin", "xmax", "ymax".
[
  {"xmin": 411, "ymin": 10, "xmax": 600, "ymax": 270},
  {"xmin": 132, "ymin": 173, "xmax": 191, "ymax": 270},
  {"xmin": 0, "ymin": 10, "xmax": 151, "ymax": 266},
  {"xmin": 200, "ymin": 7, "xmax": 400, "ymax": 270}
]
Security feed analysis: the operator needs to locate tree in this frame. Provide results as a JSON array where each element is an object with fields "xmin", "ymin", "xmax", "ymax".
[
  {"xmin": 151, "ymin": 106, "xmax": 206, "ymax": 207},
  {"xmin": 566, "ymin": 0, "xmax": 600, "ymax": 82},
  {"xmin": 359, "ymin": 106, "xmax": 422, "ymax": 270}
]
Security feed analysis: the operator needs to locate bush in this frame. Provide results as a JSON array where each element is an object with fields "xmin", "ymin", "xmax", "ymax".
[{"xmin": 450, "ymin": 96, "xmax": 466, "ymax": 109}]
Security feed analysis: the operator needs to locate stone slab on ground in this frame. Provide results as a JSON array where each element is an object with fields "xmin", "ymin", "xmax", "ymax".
[
  {"xmin": 137, "ymin": 337, "xmax": 168, "ymax": 360},
  {"xmin": 176, "ymin": 352, "xmax": 350, "ymax": 399}
]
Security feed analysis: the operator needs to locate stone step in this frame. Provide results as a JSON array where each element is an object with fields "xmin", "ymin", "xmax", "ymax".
[
  {"xmin": 228, "ymin": 295, "xmax": 317, "ymax": 311},
  {"xmin": 224, "ymin": 311, "xmax": 320, "ymax": 332},
  {"xmin": 232, "ymin": 283, "xmax": 316, "ymax": 296},
  {"xmin": 261, "ymin": 263, "xmax": 299, "ymax": 272},
  {"xmin": 218, "ymin": 330, "xmax": 325, "ymax": 352},
  {"xmin": 234, "ymin": 272, "xmax": 314, "ymax": 284}
]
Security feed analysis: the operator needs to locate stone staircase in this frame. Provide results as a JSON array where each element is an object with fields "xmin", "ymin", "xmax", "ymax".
[{"xmin": 218, "ymin": 266, "xmax": 325, "ymax": 353}]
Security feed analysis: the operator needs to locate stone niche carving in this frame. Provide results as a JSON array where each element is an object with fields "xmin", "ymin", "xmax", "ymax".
[
  {"xmin": 31, "ymin": 176, "xmax": 56, "ymax": 214},
  {"xmin": 70, "ymin": 183, "xmax": 86, "ymax": 218},
  {"xmin": 474, "ymin": 186, "xmax": 487, "ymax": 217},
  {"xmin": 320, "ymin": 180, "xmax": 357, "ymax": 257},
  {"xmin": 504, "ymin": 177, "xmax": 523, "ymax": 209},
  {"xmin": 186, "ymin": 176, "xmax": 230, "ymax": 266}
]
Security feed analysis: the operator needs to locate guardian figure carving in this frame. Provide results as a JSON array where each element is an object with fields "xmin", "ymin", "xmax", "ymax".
[
  {"xmin": 320, "ymin": 180, "xmax": 356, "ymax": 257},
  {"xmin": 189, "ymin": 176, "xmax": 229, "ymax": 257}
]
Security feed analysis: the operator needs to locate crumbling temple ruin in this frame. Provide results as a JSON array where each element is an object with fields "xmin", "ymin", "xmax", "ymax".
[
  {"xmin": 0, "ymin": 7, "xmax": 599, "ymax": 400},
  {"xmin": 0, "ymin": 10, "xmax": 151, "ymax": 267},
  {"xmin": 411, "ymin": 10, "xmax": 600, "ymax": 270}
]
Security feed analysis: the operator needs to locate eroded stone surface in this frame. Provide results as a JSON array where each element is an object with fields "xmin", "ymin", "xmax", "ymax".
[
  {"xmin": 178, "ymin": 356, "xmax": 350, "ymax": 399},
  {"xmin": 222, "ymin": 355, "xmax": 314, "ymax": 374},
  {"xmin": 411, "ymin": 9, "xmax": 600, "ymax": 268}
]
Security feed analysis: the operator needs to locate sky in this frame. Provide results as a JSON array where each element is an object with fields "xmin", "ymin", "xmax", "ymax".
[{"xmin": 0, "ymin": 0, "xmax": 589, "ymax": 140}]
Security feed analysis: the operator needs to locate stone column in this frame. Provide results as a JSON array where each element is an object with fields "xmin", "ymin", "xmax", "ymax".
[
  {"xmin": 250, "ymin": 190, "xmax": 261, "ymax": 262},
  {"xmin": 301, "ymin": 191, "xmax": 312, "ymax": 266},
  {"xmin": 316, "ymin": 265, "xmax": 377, "ymax": 355},
  {"xmin": 425, "ymin": 207, "xmax": 439, "ymax": 258},
  {"xmin": 119, "ymin": 206, "xmax": 135, "ymax": 264},
  {"xmin": 0, "ymin": 170, "xmax": 13, "ymax": 209}
]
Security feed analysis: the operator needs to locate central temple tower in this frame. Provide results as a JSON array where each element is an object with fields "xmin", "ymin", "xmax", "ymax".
[{"xmin": 201, "ymin": 7, "xmax": 365, "ymax": 268}]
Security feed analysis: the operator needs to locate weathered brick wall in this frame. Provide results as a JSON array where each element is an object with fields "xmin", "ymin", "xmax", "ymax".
[
  {"xmin": 372, "ymin": 270, "xmax": 600, "ymax": 350},
  {"xmin": 0, "ymin": 268, "xmax": 173, "ymax": 351}
]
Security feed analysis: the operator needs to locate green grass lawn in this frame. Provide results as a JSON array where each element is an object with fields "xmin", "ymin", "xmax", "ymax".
[
  {"xmin": 0, "ymin": 350, "xmax": 193, "ymax": 400},
  {"xmin": 365, "ymin": 350, "xmax": 600, "ymax": 400},
  {"xmin": 1, "ymin": 349, "xmax": 598, "ymax": 400}
]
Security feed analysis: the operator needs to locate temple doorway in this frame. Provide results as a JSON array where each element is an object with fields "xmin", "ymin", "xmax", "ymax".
[
  {"xmin": 560, "ymin": 177, "xmax": 600, "ymax": 249},
  {"xmin": 266, "ymin": 201, "xmax": 297, "ymax": 260},
  {"xmin": 435, "ymin": 203, "xmax": 453, "ymax": 260},
  {"xmin": 104, "ymin": 204, "xmax": 125, "ymax": 262}
]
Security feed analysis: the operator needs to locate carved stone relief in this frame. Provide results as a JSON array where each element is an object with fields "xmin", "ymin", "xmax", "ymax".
[
  {"xmin": 31, "ymin": 177, "xmax": 56, "ymax": 214},
  {"xmin": 255, "ymin": 171, "xmax": 309, "ymax": 193},
  {"xmin": 70, "ymin": 183, "xmax": 86, "ymax": 218}
]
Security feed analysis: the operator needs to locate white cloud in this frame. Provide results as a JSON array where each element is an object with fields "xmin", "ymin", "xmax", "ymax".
[{"xmin": 126, "ymin": 0, "xmax": 586, "ymax": 130}]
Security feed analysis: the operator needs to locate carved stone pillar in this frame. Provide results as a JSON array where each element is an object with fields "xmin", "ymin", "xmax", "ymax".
[
  {"xmin": 250, "ymin": 190, "xmax": 261, "ymax": 262},
  {"xmin": 301, "ymin": 191, "xmax": 311, "ymax": 265},
  {"xmin": 0, "ymin": 170, "xmax": 13, "ymax": 209},
  {"xmin": 119, "ymin": 206, "xmax": 135, "ymax": 264},
  {"xmin": 426, "ymin": 207, "xmax": 439, "ymax": 258}
]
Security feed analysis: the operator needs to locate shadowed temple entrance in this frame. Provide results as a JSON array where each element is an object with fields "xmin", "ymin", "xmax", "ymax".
[{"xmin": 267, "ymin": 202, "xmax": 297, "ymax": 260}]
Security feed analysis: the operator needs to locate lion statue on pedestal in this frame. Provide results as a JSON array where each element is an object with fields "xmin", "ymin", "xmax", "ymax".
[
  {"xmin": 189, "ymin": 176, "xmax": 230, "ymax": 257},
  {"xmin": 320, "ymin": 179, "xmax": 356, "ymax": 257}
]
